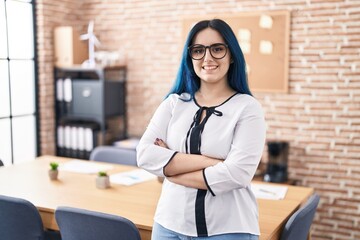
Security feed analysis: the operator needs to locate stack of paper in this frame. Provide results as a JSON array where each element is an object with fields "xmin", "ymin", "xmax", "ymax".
[
  {"xmin": 110, "ymin": 169, "xmax": 156, "ymax": 186},
  {"xmin": 251, "ymin": 183, "xmax": 288, "ymax": 200},
  {"xmin": 59, "ymin": 160, "xmax": 113, "ymax": 174}
]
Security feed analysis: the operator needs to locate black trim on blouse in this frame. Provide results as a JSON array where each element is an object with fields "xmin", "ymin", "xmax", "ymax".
[
  {"xmin": 185, "ymin": 107, "xmax": 223, "ymax": 155},
  {"xmin": 162, "ymin": 151, "xmax": 178, "ymax": 177},
  {"xmin": 195, "ymin": 189, "xmax": 208, "ymax": 237},
  {"xmin": 193, "ymin": 92, "xmax": 238, "ymax": 108},
  {"xmin": 185, "ymin": 93, "xmax": 238, "ymax": 237},
  {"xmin": 203, "ymin": 169, "xmax": 215, "ymax": 197}
]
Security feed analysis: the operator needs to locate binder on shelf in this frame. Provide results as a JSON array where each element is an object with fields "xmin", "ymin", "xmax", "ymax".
[
  {"xmin": 56, "ymin": 78, "xmax": 65, "ymax": 115},
  {"xmin": 83, "ymin": 122, "xmax": 100, "ymax": 159},
  {"xmin": 70, "ymin": 125, "xmax": 78, "ymax": 158},
  {"xmin": 84, "ymin": 127, "xmax": 93, "ymax": 159},
  {"xmin": 63, "ymin": 77, "xmax": 72, "ymax": 114},
  {"xmin": 77, "ymin": 126, "xmax": 86, "ymax": 159},
  {"xmin": 64, "ymin": 125, "xmax": 72, "ymax": 158},
  {"xmin": 56, "ymin": 124, "xmax": 65, "ymax": 156}
]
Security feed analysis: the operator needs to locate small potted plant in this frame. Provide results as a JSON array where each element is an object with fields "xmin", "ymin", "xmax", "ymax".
[
  {"xmin": 49, "ymin": 162, "xmax": 59, "ymax": 180},
  {"xmin": 96, "ymin": 171, "xmax": 110, "ymax": 189}
]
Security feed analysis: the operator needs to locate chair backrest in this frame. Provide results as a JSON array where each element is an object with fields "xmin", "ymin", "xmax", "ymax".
[
  {"xmin": 280, "ymin": 193, "xmax": 320, "ymax": 240},
  {"xmin": 0, "ymin": 195, "xmax": 45, "ymax": 240},
  {"xmin": 89, "ymin": 146, "xmax": 137, "ymax": 166},
  {"xmin": 0, "ymin": 159, "xmax": 4, "ymax": 167},
  {"xmin": 55, "ymin": 206, "xmax": 141, "ymax": 240}
]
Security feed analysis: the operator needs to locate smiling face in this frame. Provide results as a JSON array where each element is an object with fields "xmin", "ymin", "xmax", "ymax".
[{"xmin": 191, "ymin": 28, "xmax": 231, "ymax": 88}]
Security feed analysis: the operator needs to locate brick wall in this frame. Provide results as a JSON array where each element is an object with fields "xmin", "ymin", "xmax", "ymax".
[{"xmin": 36, "ymin": 0, "xmax": 360, "ymax": 239}]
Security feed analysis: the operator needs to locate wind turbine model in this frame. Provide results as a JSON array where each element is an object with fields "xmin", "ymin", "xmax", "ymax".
[{"xmin": 80, "ymin": 21, "xmax": 101, "ymax": 67}]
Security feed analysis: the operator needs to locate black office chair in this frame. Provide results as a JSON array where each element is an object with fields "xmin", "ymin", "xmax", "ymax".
[
  {"xmin": 55, "ymin": 206, "xmax": 141, "ymax": 240},
  {"xmin": 0, "ymin": 194, "xmax": 61, "ymax": 240},
  {"xmin": 280, "ymin": 193, "xmax": 320, "ymax": 240},
  {"xmin": 89, "ymin": 146, "xmax": 137, "ymax": 166},
  {"xmin": 0, "ymin": 159, "xmax": 4, "ymax": 167}
]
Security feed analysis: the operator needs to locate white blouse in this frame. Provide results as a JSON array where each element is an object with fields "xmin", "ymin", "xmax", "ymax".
[{"xmin": 137, "ymin": 93, "xmax": 266, "ymax": 237}]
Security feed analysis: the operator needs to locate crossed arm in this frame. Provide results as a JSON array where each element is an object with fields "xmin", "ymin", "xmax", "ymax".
[{"xmin": 155, "ymin": 138, "xmax": 223, "ymax": 190}]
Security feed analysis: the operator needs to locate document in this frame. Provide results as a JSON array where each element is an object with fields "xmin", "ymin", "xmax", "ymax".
[
  {"xmin": 59, "ymin": 160, "xmax": 113, "ymax": 174},
  {"xmin": 110, "ymin": 169, "xmax": 156, "ymax": 186},
  {"xmin": 251, "ymin": 183, "xmax": 288, "ymax": 200}
]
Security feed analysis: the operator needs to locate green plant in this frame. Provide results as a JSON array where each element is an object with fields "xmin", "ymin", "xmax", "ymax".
[
  {"xmin": 98, "ymin": 171, "xmax": 108, "ymax": 177},
  {"xmin": 50, "ymin": 162, "xmax": 59, "ymax": 171}
]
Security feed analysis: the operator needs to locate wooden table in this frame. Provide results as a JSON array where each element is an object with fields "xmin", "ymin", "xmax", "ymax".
[{"xmin": 0, "ymin": 156, "xmax": 313, "ymax": 240}]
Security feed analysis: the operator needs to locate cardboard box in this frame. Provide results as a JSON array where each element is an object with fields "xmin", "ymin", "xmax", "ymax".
[{"xmin": 54, "ymin": 26, "xmax": 88, "ymax": 67}]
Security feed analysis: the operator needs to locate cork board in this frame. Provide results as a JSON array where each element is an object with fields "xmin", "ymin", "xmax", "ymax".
[{"xmin": 182, "ymin": 11, "xmax": 290, "ymax": 93}]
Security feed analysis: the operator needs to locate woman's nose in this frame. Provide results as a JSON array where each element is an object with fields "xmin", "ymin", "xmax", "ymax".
[{"xmin": 203, "ymin": 48, "xmax": 213, "ymax": 61}]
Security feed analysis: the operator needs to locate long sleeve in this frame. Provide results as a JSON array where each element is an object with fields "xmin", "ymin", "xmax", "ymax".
[
  {"xmin": 203, "ymin": 99, "xmax": 266, "ymax": 196},
  {"xmin": 136, "ymin": 94, "xmax": 178, "ymax": 176}
]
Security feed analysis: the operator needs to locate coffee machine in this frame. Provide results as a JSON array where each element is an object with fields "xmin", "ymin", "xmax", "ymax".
[{"xmin": 263, "ymin": 141, "xmax": 289, "ymax": 183}]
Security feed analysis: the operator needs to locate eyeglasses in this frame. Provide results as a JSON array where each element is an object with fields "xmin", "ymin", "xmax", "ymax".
[{"xmin": 188, "ymin": 43, "xmax": 228, "ymax": 60}]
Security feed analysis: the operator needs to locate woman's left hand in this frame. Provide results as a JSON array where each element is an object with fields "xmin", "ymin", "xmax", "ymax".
[{"xmin": 154, "ymin": 138, "xmax": 168, "ymax": 148}]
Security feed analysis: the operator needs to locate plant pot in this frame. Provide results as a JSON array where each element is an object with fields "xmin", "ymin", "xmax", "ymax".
[
  {"xmin": 96, "ymin": 176, "xmax": 110, "ymax": 189},
  {"xmin": 48, "ymin": 170, "xmax": 58, "ymax": 180}
]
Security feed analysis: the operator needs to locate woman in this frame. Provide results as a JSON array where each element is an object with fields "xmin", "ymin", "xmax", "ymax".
[{"xmin": 137, "ymin": 19, "xmax": 266, "ymax": 240}]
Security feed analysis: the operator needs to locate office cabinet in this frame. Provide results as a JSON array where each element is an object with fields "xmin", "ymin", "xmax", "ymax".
[{"xmin": 54, "ymin": 66, "xmax": 127, "ymax": 159}]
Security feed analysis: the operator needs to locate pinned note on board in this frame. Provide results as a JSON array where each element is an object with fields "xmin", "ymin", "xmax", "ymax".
[
  {"xmin": 259, "ymin": 14, "xmax": 273, "ymax": 29},
  {"xmin": 259, "ymin": 40, "xmax": 273, "ymax": 54}
]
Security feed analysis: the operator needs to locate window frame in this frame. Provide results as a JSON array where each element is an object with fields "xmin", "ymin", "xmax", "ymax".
[{"xmin": 0, "ymin": 0, "xmax": 39, "ymax": 165}]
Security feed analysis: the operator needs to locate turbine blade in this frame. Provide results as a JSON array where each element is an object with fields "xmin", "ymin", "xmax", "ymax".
[
  {"xmin": 80, "ymin": 34, "xmax": 89, "ymax": 40},
  {"xmin": 88, "ymin": 21, "xmax": 94, "ymax": 33},
  {"xmin": 93, "ymin": 36, "xmax": 101, "ymax": 46}
]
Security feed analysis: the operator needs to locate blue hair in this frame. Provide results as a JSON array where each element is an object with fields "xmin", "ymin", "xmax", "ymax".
[{"xmin": 168, "ymin": 19, "xmax": 252, "ymax": 99}]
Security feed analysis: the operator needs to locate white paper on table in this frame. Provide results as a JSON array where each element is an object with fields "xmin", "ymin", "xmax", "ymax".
[
  {"xmin": 251, "ymin": 183, "xmax": 288, "ymax": 200},
  {"xmin": 110, "ymin": 169, "xmax": 156, "ymax": 186},
  {"xmin": 59, "ymin": 160, "xmax": 113, "ymax": 174}
]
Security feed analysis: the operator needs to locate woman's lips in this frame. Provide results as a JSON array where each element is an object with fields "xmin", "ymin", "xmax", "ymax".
[{"xmin": 202, "ymin": 65, "xmax": 218, "ymax": 70}]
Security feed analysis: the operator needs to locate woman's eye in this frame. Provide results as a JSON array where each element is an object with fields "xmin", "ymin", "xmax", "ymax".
[
  {"xmin": 212, "ymin": 46, "xmax": 224, "ymax": 52},
  {"xmin": 193, "ymin": 48, "xmax": 204, "ymax": 54}
]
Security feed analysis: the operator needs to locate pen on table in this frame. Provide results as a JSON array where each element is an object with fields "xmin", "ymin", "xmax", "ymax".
[{"xmin": 259, "ymin": 188, "xmax": 277, "ymax": 195}]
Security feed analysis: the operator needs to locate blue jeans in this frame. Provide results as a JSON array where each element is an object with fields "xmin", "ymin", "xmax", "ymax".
[{"xmin": 152, "ymin": 222, "xmax": 259, "ymax": 240}]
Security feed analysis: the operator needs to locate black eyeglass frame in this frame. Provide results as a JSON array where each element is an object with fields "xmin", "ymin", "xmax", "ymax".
[{"xmin": 188, "ymin": 43, "xmax": 229, "ymax": 60}]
